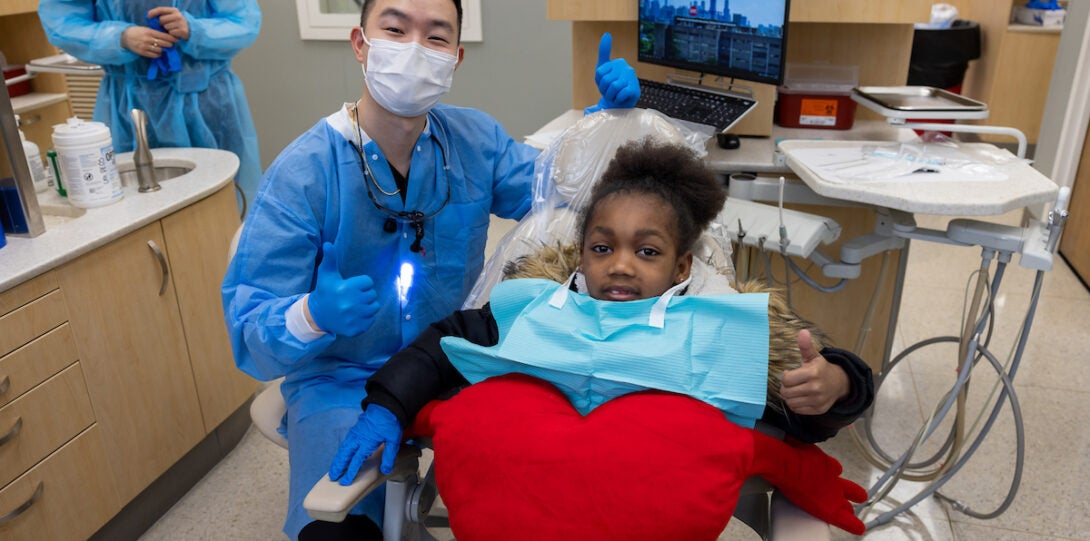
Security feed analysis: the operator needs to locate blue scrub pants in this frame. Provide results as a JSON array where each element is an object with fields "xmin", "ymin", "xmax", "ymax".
[{"xmin": 284, "ymin": 407, "xmax": 386, "ymax": 540}]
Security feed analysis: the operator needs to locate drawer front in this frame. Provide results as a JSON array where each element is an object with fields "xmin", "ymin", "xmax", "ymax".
[
  {"xmin": 0, "ymin": 363, "xmax": 94, "ymax": 488},
  {"xmin": 0, "ymin": 290, "xmax": 68, "ymax": 359},
  {"xmin": 0, "ymin": 324, "xmax": 80, "ymax": 408},
  {"xmin": 0, "ymin": 272, "xmax": 58, "ymax": 319},
  {"xmin": 0, "ymin": 425, "xmax": 120, "ymax": 541}
]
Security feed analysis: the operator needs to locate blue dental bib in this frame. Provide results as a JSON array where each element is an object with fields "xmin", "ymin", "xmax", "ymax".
[{"xmin": 440, "ymin": 278, "xmax": 769, "ymax": 427}]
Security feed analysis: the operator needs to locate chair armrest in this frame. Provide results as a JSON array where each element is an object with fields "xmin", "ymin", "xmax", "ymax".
[
  {"xmin": 250, "ymin": 378, "xmax": 288, "ymax": 449},
  {"xmin": 303, "ymin": 445, "xmax": 422, "ymax": 523},
  {"xmin": 770, "ymin": 491, "xmax": 831, "ymax": 541}
]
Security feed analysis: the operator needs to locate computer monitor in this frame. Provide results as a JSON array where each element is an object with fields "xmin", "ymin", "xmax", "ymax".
[{"xmin": 638, "ymin": 0, "xmax": 790, "ymax": 86}]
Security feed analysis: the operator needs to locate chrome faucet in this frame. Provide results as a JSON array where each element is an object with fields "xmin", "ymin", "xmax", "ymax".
[{"xmin": 130, "ymin": 109, "xmax": 160, "ymax": 192}]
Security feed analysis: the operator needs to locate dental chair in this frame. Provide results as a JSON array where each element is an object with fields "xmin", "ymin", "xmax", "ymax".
[{"xmin": 247, "ymin": 109, "xmax": 840, "ymax": 540}]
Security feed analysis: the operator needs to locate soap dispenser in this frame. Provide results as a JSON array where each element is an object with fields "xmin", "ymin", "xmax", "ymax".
[{"xmin": 15, "ymin": 115, "xmax": 51, "ymax": 193}]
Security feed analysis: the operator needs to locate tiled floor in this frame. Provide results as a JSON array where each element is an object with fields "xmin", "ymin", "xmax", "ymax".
[{"xmin": 141, "ymin": 213, "xmax": 1090, "ymax": 541}]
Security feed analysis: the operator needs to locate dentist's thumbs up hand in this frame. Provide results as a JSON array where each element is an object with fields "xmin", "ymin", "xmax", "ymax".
[
  {"xmin": 306, "ymin": 242, "xmax": 381, "ymax": 336},
  {"xmin": 585, "ymin": 33, "xmax": 640, "ymax": 114},
  {"xmin": 779, "ymin": 329, "xmax": 851, "ymax": 415}
]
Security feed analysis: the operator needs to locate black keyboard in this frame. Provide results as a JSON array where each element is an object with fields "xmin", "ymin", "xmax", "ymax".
[{"xmin": 636, "ymin": 78, "xmax": 757, "ymax": 132}]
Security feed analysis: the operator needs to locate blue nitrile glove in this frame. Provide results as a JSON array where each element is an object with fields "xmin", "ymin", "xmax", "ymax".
[
  {"xmin": 145, "ymin": 16, "xmax": 182, "ymax": 80},
  {"xmin": 584, "ymin": 32, "xmax": 640, "ymax": 115},
  {"xmin": 329, "ymin": 405, "xmax": 403, "ymax": 484},
  {"xmin": 1026, "ymin": 0, "xmax": 1061, "ymax": 9},
  {"xmin": 307, "ymin": 242, "xmax": 381, "ymax": 336}
]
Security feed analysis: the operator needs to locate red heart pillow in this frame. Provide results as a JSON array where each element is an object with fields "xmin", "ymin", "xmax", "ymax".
[{"xmin": 411, "ymin": 374, "xmax": 865, "ymax": 540}]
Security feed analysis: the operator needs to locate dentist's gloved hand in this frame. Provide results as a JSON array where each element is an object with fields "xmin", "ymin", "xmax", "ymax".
[
  {"xmin": 584, "ymin": 33, "xmax": 640, "ymax": 115},
  {"xmin": 329, "ymin": 405, "xmax": 403, "ymax": 484},
  {"xmin": 307, "ymin": 242, "xmax": 381, "ymax": 336}
]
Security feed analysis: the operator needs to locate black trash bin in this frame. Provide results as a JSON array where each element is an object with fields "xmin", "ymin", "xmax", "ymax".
[{"xmin": 907, "ymin": 20, "xmax": 981, "ymax": 93}]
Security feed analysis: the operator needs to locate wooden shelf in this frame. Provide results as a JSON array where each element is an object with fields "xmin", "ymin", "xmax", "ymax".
[
  {"xmin": 0, "ymin": 0, "xmax": 38, "ymax": 18},
  {"xmin": 1007, "ymin": 23, "xmax": 1064, "ymax": 34},
  {"xmin": 11, "ymin": 92, "xmax": 68, "ymax": 114}
]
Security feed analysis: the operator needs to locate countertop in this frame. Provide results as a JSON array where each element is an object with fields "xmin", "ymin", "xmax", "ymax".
[{"xmin": 0, "ymin": 147, "xmax": 238, "ymax": 293}]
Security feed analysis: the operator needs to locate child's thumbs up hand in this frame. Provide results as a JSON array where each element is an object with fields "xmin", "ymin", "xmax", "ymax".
[{"xmin": 779, "ymin": 330, "xmax": 850, "ymax": 415}]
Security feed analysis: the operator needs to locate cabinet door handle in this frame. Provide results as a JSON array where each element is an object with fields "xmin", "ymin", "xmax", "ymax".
[
  {"xmin": 0, "ymin": 417, "xmax": 23, "ymax": 446},
  {"xmin": 0, "ymin": 482, "xmax": 43, "ymax": 525},
  {"xmin": 147, "ymin": 240, "xmax": 169, "ymax": 296},
  {"xmin": 0, "ymin": 375, "xmax": 9, "ymax": 396}
]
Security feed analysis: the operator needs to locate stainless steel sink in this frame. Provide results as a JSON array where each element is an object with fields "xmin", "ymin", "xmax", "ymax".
[{"xmin": 117, "ymin": 165, "xmax": 193, "ymax": 187}]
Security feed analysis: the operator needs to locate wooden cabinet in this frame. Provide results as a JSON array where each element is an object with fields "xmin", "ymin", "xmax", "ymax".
[
  {"xmin": 161, "ymin": 185, "xmax": 254, "ymax": 432},
  {"xmin": 548, "ymin": 0, "xmax": 930, "ymax": 135},
  {"xmin": 0, "ymin": 184, "xmax": 253, "ymax": 539},
  {"xmin": 0, "ymin": 273, "xmax": 121, "ymax": 540},
  {"xmin": 58, "ymin": 221, "xmax": 207, "ymax": 503},
  {"xmin": 0, "ymin": 427, "xmax": 121, "ymax": 541}
]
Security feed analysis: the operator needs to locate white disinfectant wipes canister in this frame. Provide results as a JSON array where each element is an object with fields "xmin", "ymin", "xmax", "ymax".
[{"xmin": 51, "ymin": 117, "xmax": 123, "ymax": 208}]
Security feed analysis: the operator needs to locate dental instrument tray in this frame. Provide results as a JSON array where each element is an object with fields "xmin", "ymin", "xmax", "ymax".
[{"xmin": 851, "ymin": 86, "xmax": 989, "ymax": 120}]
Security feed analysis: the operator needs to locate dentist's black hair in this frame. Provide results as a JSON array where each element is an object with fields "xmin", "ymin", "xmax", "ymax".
[
  {"xmin": 580, "ymin": 137, "xmax": 726, "ymax": 254},
  {"xmin": 360, "ymin": 0, "xmax": 464, "ymax": 43}
]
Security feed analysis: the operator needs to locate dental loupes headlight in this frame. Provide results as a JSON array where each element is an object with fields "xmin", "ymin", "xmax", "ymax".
[{"xmin": 397, "ymin": 261, "xmax": 415, "ymax": 307}]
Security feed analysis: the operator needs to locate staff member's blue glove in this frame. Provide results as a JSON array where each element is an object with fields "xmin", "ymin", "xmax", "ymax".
[
  {"xmin": 329, "ymin": 405, "xmax": 403, "ymax": 484},
  {"xmin": 307, "ymin": 242, "xmax": 381, "ymax": 336},
  {"xmin": 585, "ymin": 33, "xmax": 640, "ymax": 115}
]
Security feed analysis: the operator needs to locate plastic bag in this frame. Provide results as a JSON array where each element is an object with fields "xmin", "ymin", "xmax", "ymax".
[{"xmin": 462, "ymin": 108, "xmax": 721, "ymax": 309}]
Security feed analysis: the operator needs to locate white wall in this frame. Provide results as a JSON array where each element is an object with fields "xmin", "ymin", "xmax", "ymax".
[{"xmin": 231, "ymin": 0, "xmax": 573, "ymax": 201}]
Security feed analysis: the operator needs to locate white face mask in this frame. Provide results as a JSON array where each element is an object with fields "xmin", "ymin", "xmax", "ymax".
[{"xmin": 361, "ymin": 33, "xmax": 458, "ymax": 118}]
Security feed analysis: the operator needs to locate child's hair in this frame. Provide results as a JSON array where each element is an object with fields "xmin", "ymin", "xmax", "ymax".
[{"xmin": 578, "ymin": 137, "xmax": 726, "ymax": 254}]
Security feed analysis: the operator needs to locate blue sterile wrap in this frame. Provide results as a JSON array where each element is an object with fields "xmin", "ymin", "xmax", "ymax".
[
  {"xmin": 441, "ymin": 278, "xmax": 769, "ymax": 427},
  {"xmin": 145, "ymin": 15, "xmax": 182, "ymax": 80}
]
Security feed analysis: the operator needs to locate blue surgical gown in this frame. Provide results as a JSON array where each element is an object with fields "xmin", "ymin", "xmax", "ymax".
[
  {"xmin": 38, "ymin": 0, "xmax": 262, "ymax": 195},
  {"xmin": 222, "ymin": 104, "xmax": 536, "ymax": 537},
  {"xmin": 223, "ymin": 102, "xmax": 537, "ymax": 423}
]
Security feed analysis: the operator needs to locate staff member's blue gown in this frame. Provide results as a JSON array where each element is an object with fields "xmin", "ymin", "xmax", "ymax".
[
  {"xmin": 222, "ymin": 103, "xmax": 537, "ymax": 538},
  {"xmin": 38, "ymin": 0, "xmax": 262, "ymax": 195}
]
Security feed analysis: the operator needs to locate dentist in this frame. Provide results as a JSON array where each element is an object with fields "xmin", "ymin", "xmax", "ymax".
[{"xmin": 220, "ymin": 0, "xmax": 639, "ymax": 538}]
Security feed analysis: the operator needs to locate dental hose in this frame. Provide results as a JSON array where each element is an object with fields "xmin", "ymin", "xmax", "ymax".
[
  {"xmin": 860, "ymin": 282, "xmax": 991, "ymax": 517},
  {"xmin": 853, "ymin": 266, "xmax": 999, "ymax": 471},
  {"xmin": 929, "ymin": 270, "xmax": 1040, "ymax": 520},
  {"xmin": 869, "ymin": 271, "xmax": 1037, "ymax": 525},
  {"xmin": 848, "ymin": 250, "xmax": 964, "ymax": 479},
  {"xmin": 858, "ymin": 261, "xmax": 1035, "ymax": 527},
  {"xmin": 784, "ymin": 257, "xmax": 849, "ymax": 293}
]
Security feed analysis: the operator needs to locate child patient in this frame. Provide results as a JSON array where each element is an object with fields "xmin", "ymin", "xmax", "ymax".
[{"xmin": 330, "ymin": 138, "xmax": 874, "ymax": 481}]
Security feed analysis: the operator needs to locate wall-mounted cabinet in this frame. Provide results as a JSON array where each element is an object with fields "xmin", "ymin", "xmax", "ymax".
[
  {"xmin": 0, "ymin": 7, "xmax": 73, "ymax": 157},
  {"xmin": 547, "ymin": 0, "xmax": 931, "ymax": 135}
]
